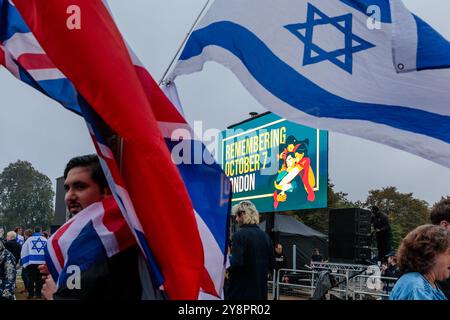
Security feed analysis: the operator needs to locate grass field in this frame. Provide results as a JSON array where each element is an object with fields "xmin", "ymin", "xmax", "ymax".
[{"xmin": 15, "ymin": 269, "xmax": 44, "ymax": 300}]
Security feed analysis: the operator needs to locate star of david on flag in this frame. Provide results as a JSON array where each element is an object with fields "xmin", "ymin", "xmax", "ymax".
[
  {"xmin": 20, "ymin": 233, "xmax": 47, "ymax": 267},
  {"xmin": 285, "ymin": 3, "xmax": 375, "ymax": 74},
  {"xmin": 31, "ymin": 237, "xmax": 47, "ymax": 253},
  {"xmin": 171, "ymin": 0, "xmax": 450, "ymax": 169}
]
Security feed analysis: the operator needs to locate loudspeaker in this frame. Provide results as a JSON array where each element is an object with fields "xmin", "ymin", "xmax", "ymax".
[{"xmin": 328, "ymin": 208, "xmax": 372, "ymax": 264}]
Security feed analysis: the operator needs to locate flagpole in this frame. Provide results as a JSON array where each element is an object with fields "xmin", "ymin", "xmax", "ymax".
[{"xmin": 159, "ymin": 0, "xmax": 212, "ymax": 86}]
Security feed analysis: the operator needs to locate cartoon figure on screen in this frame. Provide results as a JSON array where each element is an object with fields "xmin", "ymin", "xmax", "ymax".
[{"xmin": 273, "ymin": 136, "xmax": 315, "ymax": 208}]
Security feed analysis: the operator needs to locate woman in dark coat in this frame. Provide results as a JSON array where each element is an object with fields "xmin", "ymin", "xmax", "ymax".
[{"xmin": 226, "ymin": 201, "xmax": 275, "ymax": 300}]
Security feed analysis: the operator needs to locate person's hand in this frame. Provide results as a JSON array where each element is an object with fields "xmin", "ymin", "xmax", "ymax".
[
  {"xmin": 38, "ymin": 264, "xmax": 49, "ymax": 276},
  {"xmin": 42, "ymin": 275, "xmax": 57, "ymax": 300}
]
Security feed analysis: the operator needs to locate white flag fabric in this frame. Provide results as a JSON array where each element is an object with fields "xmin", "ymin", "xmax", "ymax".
[
  {"xmin": 20, "ymin": 233, "xmax": 47, "ymax": 268},
  {"xmin": 169, "ymin": 0, "xmax": 450, "ymax": 168}
]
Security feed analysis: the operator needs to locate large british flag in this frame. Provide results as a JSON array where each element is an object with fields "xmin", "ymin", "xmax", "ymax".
[
  {"xmin": 1, "ymin": 0, "xmax": 230, "ymax": 299},
  {"xmin": 45, "ymin": 197, "xmax": 136, "ymax": 288},
  {"xmin": 0, "ymin": 0, "xmax": 80, "ymax": 114}
]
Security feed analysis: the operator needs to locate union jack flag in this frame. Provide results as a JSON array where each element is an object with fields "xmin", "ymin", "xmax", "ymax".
[
  {"xmin": 1, "ymin": 0, "xmax": 230, "ymax": 299},
  {"xmin": 45, "ymin": 197, "xmax": 136, "ymax": 288}
]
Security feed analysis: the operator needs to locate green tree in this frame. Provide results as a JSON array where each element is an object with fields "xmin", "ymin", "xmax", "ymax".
[
  {"xmin": 297, "ymin": 179, "xmax": 359, "ymax": 234},
  {"xmin": 0, "ymin": 160, "xmax": 54, "ymax": 230},
  {"xmin": 365, "ymin": 186, "xmax": 429, "ymax": 249}
]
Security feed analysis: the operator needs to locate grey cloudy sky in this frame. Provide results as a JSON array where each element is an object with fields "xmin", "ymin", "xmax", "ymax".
[{"xmin": 0, "ymin": 0, "xmax": 449, "ymax": 206}]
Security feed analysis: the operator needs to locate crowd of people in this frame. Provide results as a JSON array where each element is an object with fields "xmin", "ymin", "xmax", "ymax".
[
  {"xmin": 0, "ymin": 226, "xmax": 50, "ymax": 300},
  {"xmin": 224, "ymin": 198, "xmax": 450, "ymax": 301},
  {"xmin": 0, "ymin": 153, "xmax": 449, "ymax": 301},
  {"xmin": 388, "ymin": 198, "xmax": 450, "ymax": 300}
]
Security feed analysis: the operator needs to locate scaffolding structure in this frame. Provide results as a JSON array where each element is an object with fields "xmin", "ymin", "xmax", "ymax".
[{"xmin": 311, "ymin": 261, "xmax": 368, "ymax": 272}]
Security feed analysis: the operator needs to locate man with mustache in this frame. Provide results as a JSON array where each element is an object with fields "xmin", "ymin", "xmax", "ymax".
[
  {"xmin": 63, "ymin": 155, "xmax": 110, "ymax": 218},
  {"xmin": 41, "ymin": 155, "xmax": 143, "ymax": 300}
]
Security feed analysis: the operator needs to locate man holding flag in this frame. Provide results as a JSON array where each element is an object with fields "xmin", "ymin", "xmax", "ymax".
[
  {"xmin": 1, "ymin": 0, "xmax": 230, "ymax": 299},
  {"xmin": 42, "ymin": 155, "xmax": 148, "ymax": 300}
]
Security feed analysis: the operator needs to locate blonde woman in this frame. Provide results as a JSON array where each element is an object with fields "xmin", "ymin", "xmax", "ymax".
[{"xmin": 226, "ymin": 201, "xmax": 275, "ymax": 300}]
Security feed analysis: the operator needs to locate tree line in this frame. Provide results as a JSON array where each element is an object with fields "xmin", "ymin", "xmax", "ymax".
[
  {"xmin": 0, "ymin": 160, "xmax": 447, "ymax": 250},
  {"xmin": 0, "ymin": 160, "xmax": 54, "ymax": 231},
  {"xmin": 297, "ymin": 179, "xmax": 447, "ymax": 249}
]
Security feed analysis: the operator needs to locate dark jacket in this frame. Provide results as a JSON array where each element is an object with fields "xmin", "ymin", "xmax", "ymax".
[
  {"xmin": 384, "ymin": 264, "xmax": 401, "ymax": 279},
  {"xmin": 5, "ymin": 240, "xmax": 21, "ymax": 264},
  {"xmin": 275, "ymin": 252, "xmax": 288, "ymax": 271},
  {"xmin": 371, "ymin": 213, "xmax": 391, "ymax": 239},
  {"xmin": 0, "ymin": 242, "xmax": 16, "ymax": 300},
  {"xmin": 53, "ymin": 245, "xmax": 142, "ymax": 300},
  {"xmin": 382, "ymin": 264, "xmax": 401, "ymax": 293},
  {"xmin": 226, "ymin": 225, "xmax": 275, "ymax": 300},
  {"xmin": 311, "ymin": 254, "xmax": 323, "ymax": 262}
]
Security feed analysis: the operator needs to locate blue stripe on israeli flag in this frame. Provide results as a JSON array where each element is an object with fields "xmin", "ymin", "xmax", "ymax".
[{"xmin": 171, "ymin": 0, "xmax": 450, "ymax": 168}]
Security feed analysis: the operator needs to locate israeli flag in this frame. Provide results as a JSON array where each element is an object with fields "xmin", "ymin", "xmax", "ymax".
[
  {"xmin": 170, "ymin": 0, "xmax": 450, "ymax": 168},
  {"xmin": 21, "ymin": 233, "xmax": 47, "ymax": 268}
]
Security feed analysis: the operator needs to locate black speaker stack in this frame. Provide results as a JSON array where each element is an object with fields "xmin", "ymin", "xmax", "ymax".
[{"xmin": 328, "ymin": 208, "xmax": 372, "ymax": 264}]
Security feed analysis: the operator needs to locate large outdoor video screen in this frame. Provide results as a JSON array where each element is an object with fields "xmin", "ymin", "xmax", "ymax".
[{"xmin": 220, "ymin": 112, "xmax": 328, "ymax": 213}]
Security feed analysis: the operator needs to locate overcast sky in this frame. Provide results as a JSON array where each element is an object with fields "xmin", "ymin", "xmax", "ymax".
[{"xmin": 0, "ymin": 0, "xmax": 449, "ymax": 207}]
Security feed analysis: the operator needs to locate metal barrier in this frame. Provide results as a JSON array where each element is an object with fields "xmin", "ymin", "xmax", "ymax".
[
  {"xmin": 267, "ymin": 269, "xmax": 276, "ymax": 297},
  {"xmin": 275, "ymin": 268, "xmax": 349, "ymax": 300},
  {"xmin": 310, "ymin": 262, "xmax": 368, "ymax": 300},
  {"xmin": 276, "ymin": 269, "xmax": 315, "ymax": 299},
  {"xmin": 351, "ymin": 274, "xmax": 399, "ymax": 300},
  {"xmin": 311, "ymin": 261, "xmax": 368, "ymax": 272},
  {"xmin": 267, "ymin": 264, "xmax": 398, "ymax": 300}
]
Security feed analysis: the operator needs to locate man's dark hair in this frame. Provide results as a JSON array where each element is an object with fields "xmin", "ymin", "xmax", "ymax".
[
  {"xmin": 430, "ymin": 197, "xmax": 450, "ymax": 225},
  {"xmin": 371, "ymin": 205, "xmax": 380, "ymax": 214},
  {"xmin": 34, "ymin": 227, "xmax": 41, "ymax": 233},
  {"xmin": 64, "ymin": 154, "xmax": 108, "ymax": 191}
]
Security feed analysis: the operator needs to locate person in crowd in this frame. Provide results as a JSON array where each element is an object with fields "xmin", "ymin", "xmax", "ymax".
[
  {"xmin": 371, "ymin": 206, "xmax": 392, "ymax": 263},
  {"xmin": 20, "ymin": 229, "xmax": 34, "ymax": 295},
  {"xmin": 14, "ymin": 227, "xmax": 24, "ymax": 246},
  {"xmin": 273, "ymin": 243, "xmax": 288, "ymax": 300},
  {"xmin": 5, "ymin": 231, "xmax": 21, "ymax": 265},
  {"xmin": 223, "ymin": 244, "xmax": 232, "ymax": 297},
  {"xmin": 40, "ymin": 154, "xmax": 148, "ymax": 300},
  {"xmin": 21, "ymin": 227, "xmax": 47, "ymax": 299},
  {"xmin": 311, "ymin": 248, "xmax": 324, "ymax": 263},
  {"xmin": 389, "ymin": 225, "xmax": 450, "ymax": 300},
  {"xmin": 23, "ymin": 229, "xmax": 32, "ymax": 240},
  {"xmin": 0, "ymin": 239, "xmax": 17, "ymax": 300},
  {"xmin": 226, "ymin": 201, "xmax": 275, "ymax": 300},
  {"xmin": 381, "ymin": 251, "xmax": 401, "ymax": 294},
  {"xmin": 42, "ymin": 231, "xmax": 50, "ymax": 239},
  {"xmin": 274, "ymin": 243, "xmax": 288, "ymax": 273},
  {"xmin": 430, "ymin": 197, "xmax": 450, "ymax": 299}
]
